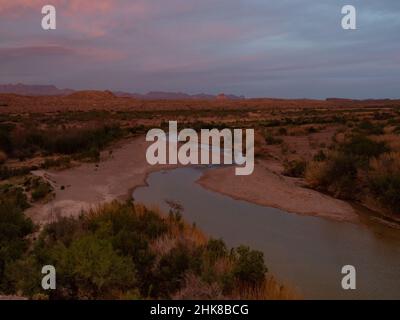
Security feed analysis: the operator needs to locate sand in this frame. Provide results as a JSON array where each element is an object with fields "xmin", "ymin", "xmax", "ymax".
[
  {"xmin": 27, "ymin": 136, "xmax": 359, "ymax": 224},
  {"xmin": 26, "ymin": 136, "xmax": 178, "ymax": 224},
  {"xmin": 197, "ymin": 160, "xmax": 359, "ymax": 223}
]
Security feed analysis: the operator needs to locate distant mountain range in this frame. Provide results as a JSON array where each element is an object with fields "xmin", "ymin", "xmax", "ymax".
[
  {"xmin": 0, "ymin": 83, "xmax": 74, "ymax": 96},
  {"xmin": 0, "ymin": 83, "xmax": 245, "ymax": 100}
]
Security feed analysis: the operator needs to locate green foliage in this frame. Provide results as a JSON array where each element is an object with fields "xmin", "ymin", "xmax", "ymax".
[
  {"xmin": 206, "ymin": 238, "xmax": 228, "ymax": 262},
  {"xmin": 153, "ymin": 243, "xmax": 202, "ymax": 297},
  {"xmin": 232, "ymin": 246, "xmax": 267, "ymax": 285},
  {"xmin": 0, "ymin": 166, "xmax": 34, "ymax": 180},
  {"xmin": 31, "ymin": 182, "xmax": 52, "ymax": 201},
  {"xmin": 1, "ymin": 124, "xmax": 124, "ymax": 160},
  {"xmin": 309, "ymin": 152, "xmax": 358, "ymax": 199},
  {"xmin": 357, "ymin": 120, "xmax": 384, "ymax": 135},
  {"xmin": 340, "ymin": 135, "xmax": 388, "ymax": 165},
  {"xmin": 0, "ymin": 202, "xmax": 34, "ymax": 292},
  {"xmin": 283, "ymin": 159, "xmax": 307, "ymax": 178},
  {"xmin": 368, "ymin": 153, "xmax": 400, "ymax": 214},
  {"xmin": 49, "ymin": 235, "xmax": 136, "ymax": 299},
  {"xmin": 0, "ymin": 184, "xmax": 30, "ymax": 210},
  {"xmin": 2, "ymin": 201, "xmax": 270, "ymax": 300},
  {"xmin": 307, "ymin": 134, "xmax": 390, "ymax": 200},
  {"xmin": 369, "ymin": 175, "xmax": 400, "ymax": 214}
]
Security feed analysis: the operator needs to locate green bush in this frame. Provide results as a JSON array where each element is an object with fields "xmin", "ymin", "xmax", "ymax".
[
  {"xmin": 369, "ymin": 175, "xmax": 400, "ymax": 214},
  {"xmin": 307, "ymin": 135, "xmax": 389, "ymax": 200},
  {"xmin": 340, "ymin": 135, "xmax": 388, "ymax": 165},
  {"xmin": 0, "ymin": 184, "xmax": 30, "ymax": 210},
  {"xmin": 31, "ymin": 182, "xmax": 52, "ymax": 201},
  {"xmin": 232, "ymin": 246, "xmax": 267, "ymax": 285},
  {"xmin": 306, "ymin": 152, "xmax": 359, "ymax": 200},
  {"xmin": 283, "ymin": 159, "xmax": 307, "ymax": 178},
  {"xmin": 357, "ymin": 120, "xmax": 384, "ymax": 135},
  {"xmin": 368, "ymin": 153, "xmax": 400, "ymax": 214},
  {"xmin": 49, "ymin": 235, "xmax": 136, "ymax": 299},
  {"xmin": 206, "ymin": 238, "xmax": 228, "ymax": 262},
  {"xmin": 2, "ymin": 124, "xmax": 124, "ymax": 160},
  {"xmin": 3, "ymin": 201, "xmax": 270, "ymax": 299},
  {"xmin": 0, "ymin": 202, "xmax": 34, "ymax": 291}
]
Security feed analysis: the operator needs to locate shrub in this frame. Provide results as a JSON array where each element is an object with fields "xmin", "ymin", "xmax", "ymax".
[
  {"xmin": 283, "ymin": 159, "xmax": 307, "ymax": 178},
  {"xmin": 0, "ymin": 124, "xmax": 14, "ymax": 155},
  {"xmin": 206, "ymin": 238, "xmax": 228, "ymax": 262},
  {"xmin": 52, "ymin": 235, "xmax": 136, "ymax": 299},
  {"xmin": 306, "ymin": 152, "xmax": 358, "ymax": 199},
  {"xmin": 0, "ymin": 202, "xmax": 34, "ymax": 291},
  {"xmin": 31, "ymin": 182, "xmax": 52, "ymax": 201},
  {"xmin": 153, "ymin": 243, "xmax": 196, "ymax": 297},
  {"xmin": 340, "ymin": 135, "xmax": 388, "ymax": 164},
  {"xmin": 3, "ymin": 201, "xmax": 278, "ymax": 300},
  {"xmin": 0, "ymin": 166, "xmax": 33, "ymax": 180},
  {"xmin": 313, "ymin": 150, "xmax": 327, "ymax": 162},
  {"xmin": 0, "ymin": 184, "xmax": 30, "ymax": 210},
  {"xmin": 368, "ymin": 152, "xmax": 400, "ymax": 214},
  {"xmin": 232, "ymin": 246, "xmax": 267, "ymax": 285},
  {"xmin": 265, "ymin": 132, "xmax": 283, "ymax": 145},
  {"xmin": 3, "ymin": 124, "xmax": 124, "ymax": 160},
  {"xmin": 357, "ymin": 120, "xmax": 384, "ymax": 135}
]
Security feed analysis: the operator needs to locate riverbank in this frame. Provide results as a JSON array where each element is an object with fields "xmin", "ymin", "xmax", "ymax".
[
  {"xmin": 197, "ymin": 160, "xmax": 359, "ymax": 223},
  {"xmin": 26, "ymin": 136, "xmax": 179, "ymax": 224},
  {"xmin": 27, "ymin": 136, "xmax": 359, "ymax": 224}
]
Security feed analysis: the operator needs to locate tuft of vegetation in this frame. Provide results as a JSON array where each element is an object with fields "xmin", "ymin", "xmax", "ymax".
[
  {"xmin": 356, "ymin": 120, "xmax": 384, "ymax": 135},
  {"xmin": 265, "ymin": 132, "xmax": 283, "ymax": 145},
  {"xmin": 0, "ymin": 124, "xmax": 124, "ymax": 161},
  {"xmin": 0, "ymin": 201, "xmax": 34, "ymax": 292},
  {"xmin": 1, "ymin": 201, "xmax": 295, "ymax": 300},
  {"xmin": 283, "ymin": 159, "xmax": 307, "ymax": 178},
  {"xmin": 306, "ymin": 134, "xmax": 390, "ymax": 200},
  {"xmin": 368, "ymin": 152, "xmax": 400, "ymax": 215}
]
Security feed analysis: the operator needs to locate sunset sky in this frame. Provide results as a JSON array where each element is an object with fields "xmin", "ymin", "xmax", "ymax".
[{"xmin": 0, "ymin": 0, "xmax": 399, "ymax": 98}]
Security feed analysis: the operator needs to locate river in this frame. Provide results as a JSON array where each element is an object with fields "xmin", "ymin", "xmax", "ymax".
[{"xmin": 133, "ymin": 166, "xmax": 400, "ymax": 299}]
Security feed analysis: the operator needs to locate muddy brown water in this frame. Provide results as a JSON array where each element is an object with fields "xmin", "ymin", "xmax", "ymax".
[{"xmin": 133, "ymin": 167, "xmax": 400, "ymax": 299}]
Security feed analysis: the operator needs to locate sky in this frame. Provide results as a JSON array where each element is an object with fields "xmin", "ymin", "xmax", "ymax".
[{"xmin": 0, "ymin": 0, "xmax": 399, "ymax": 98}]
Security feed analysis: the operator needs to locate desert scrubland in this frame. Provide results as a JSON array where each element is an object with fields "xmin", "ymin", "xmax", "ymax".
[{"xmin": 1, "ymin": 91, "xmax": 400, "ymax": 299}]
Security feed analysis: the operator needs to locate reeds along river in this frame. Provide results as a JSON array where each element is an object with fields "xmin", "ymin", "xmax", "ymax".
[{"xmin": 133, "ymin": 167, "xmax": 400, "ymax": 299}]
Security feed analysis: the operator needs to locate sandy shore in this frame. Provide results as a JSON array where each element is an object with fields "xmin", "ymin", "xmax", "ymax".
[
  {"xmin": 26, "ymin": 136, "xmax": 178, "ymax": 224},
  {"xmin": 197, "ymin": 160, "xmax": 359, "ymax": 223},
  {"xmin": 27, "ymin": 136, "xmax": 359, "ymax": 224}
]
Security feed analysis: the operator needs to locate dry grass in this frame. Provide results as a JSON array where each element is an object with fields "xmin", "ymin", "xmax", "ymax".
[
  {"xmin": 172, "ymin": 273, "xmax": 224, "ymax": 300},
  {"xmin": 305, "ymin": 160, "xmax": 327, "ymax": 188},
  {"xmin": 372, "ymin": 134, "xmax": 400, "ymax": 152},
  {"xmin": 134, "ymin": 203, "xmax": 299, "ymax": 300},
  {"xmin": 370, "ymin": 152, "xmax": 400, "ymax": 175},
  {"xmin": 231, "ymin": 276, "xmax": 300, "ymax": 300}
]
